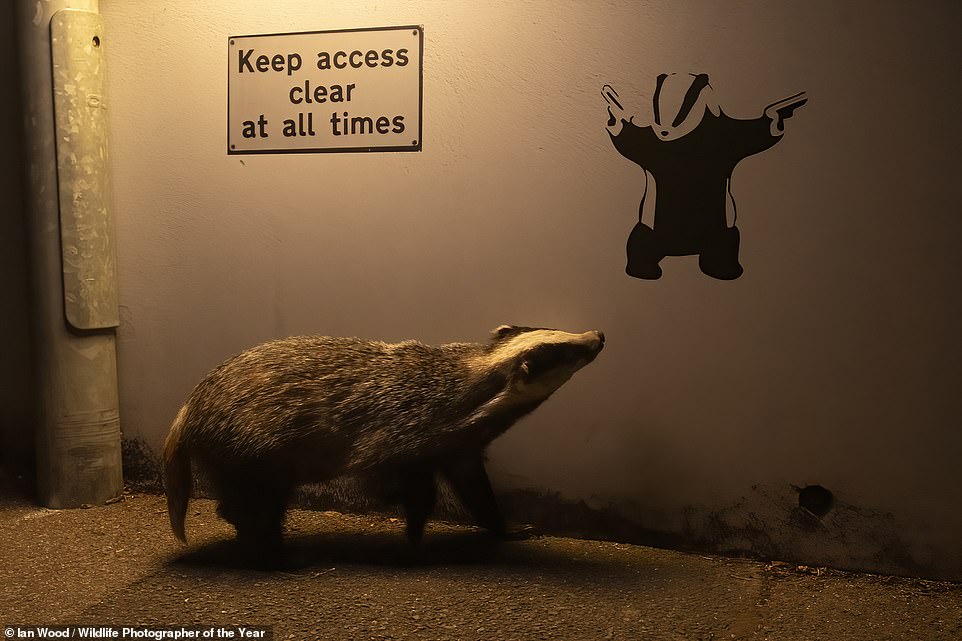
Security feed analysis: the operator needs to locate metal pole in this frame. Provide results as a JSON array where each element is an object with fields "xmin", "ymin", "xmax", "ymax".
[{"xmin": 17, "ymin": 0, "xmax": 123, "ymax": 507}]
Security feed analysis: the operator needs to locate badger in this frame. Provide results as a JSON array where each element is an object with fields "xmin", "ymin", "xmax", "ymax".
[{"xmin": 164, "ymin": 325, "xmax": 605, "ymax": 551}]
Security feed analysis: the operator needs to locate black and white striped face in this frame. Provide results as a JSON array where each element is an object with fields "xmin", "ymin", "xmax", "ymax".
[
  {"xmin": 652, "ymin": 72, "xmax": 720, "ymax": 141},
  {"xmin": 485, "ymin": 326, "xmax": 605, "ymax": 404}
]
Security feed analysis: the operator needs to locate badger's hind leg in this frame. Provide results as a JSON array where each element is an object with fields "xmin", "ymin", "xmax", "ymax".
[
  {"xmin": 215, "ymin": 468, "xmax": 292, "ymax": 555},
  {"xmin": 396, "ymin": 465, "xmax": 438, "ymax": 546}
]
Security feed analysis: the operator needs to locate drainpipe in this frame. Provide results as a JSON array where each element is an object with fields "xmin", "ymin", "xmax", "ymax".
[{"xmin": 17, "ymin": 0, "xmax": 123, "ymax": 507}]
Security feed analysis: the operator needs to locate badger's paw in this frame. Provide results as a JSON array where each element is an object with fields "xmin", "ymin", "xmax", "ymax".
[{"xmin": 489, "ymin": 523, "xmax": 540, "ymax": 542}]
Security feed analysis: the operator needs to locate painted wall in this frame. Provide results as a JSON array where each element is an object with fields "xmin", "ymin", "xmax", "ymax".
[{"xmin": 97, "ymin": 0, "xmax": 962, "ymax": 579}]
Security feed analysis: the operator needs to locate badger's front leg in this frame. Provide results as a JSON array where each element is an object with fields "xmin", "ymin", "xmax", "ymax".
[
  {"xmin": 440, "ymin": 452, "xmax": 509, "ymax": 537},
  {"xmin": 394, "ymin": 454, "xmax": 513, "ymax": 545}
]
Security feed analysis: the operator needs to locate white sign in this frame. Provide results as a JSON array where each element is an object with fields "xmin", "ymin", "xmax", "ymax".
[{"xmin": 228, "ymin": 26, "xmax": 422, "ymax": 154}]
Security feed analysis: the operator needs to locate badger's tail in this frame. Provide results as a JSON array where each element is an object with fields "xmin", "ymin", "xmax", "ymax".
[{"xmin": 163, "ymin": 405, "xmax": 192, "ymax": 543}]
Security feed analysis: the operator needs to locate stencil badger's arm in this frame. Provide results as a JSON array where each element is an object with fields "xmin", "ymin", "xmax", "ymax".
[{"xmin": 764, "ymin": 91, "xmax": 808, "ymax": 137}]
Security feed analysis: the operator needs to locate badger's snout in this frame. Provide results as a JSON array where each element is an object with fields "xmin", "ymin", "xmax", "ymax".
[
  {"xmin": 589, "ymin": 330, "xmax": 605, "ymax": 348},
  {"xmin": 583, "ymin": 330, "xmax": 606, "ymax": 357}
]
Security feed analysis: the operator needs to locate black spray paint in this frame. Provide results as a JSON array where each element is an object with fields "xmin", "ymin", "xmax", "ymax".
[{"xmin": 604, "ymin": 74, "xmax": 807, "ymax": 280}]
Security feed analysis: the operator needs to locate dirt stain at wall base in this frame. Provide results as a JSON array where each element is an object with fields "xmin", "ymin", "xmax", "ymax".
[{"xmin": 125, "ymin": 440, "xmax": 958, "ymax": 582}]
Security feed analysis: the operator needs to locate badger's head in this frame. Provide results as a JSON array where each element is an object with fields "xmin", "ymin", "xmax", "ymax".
[
  {"xmin": 652, "ymin": 72, "xmax": 720, "ymax": 141},
  {"xmin": 479, "ymin": 325, "xmax": 605, "ymax": 407}
]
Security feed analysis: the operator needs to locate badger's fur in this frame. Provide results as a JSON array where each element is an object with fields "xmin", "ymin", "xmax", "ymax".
[{"xmin": 164, "ymin": 325, "xmax": 605, "ymax": 550}]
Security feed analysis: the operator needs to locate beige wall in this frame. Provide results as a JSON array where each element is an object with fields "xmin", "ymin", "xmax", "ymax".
[{"xmin": 100, "ymin": 0, "xmax": 962, "ymax": 579}]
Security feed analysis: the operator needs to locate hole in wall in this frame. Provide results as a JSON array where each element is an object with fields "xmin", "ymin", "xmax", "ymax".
[
  {"xmin": 92, "ymin": 35, "xmax": 100, "ymax": 47},
  {"xmin": 797, "ymin": 484, "xmax": 834, "ymax": 518}
]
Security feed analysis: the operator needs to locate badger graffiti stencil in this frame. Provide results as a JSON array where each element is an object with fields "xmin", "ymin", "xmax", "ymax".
[{"xmin": 603, "ymin": 74, "xmax": 807, "ymax": 280}]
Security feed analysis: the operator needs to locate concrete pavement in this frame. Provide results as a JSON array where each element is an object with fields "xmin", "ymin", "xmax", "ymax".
[{"xmin": 1, "ymin": 491, "xmax": 960, "ymax": 641}]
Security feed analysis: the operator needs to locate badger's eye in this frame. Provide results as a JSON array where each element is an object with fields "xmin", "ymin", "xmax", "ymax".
[{"xmin": 519, "ymin": 345, "xmax": 563, "ymax": 380}]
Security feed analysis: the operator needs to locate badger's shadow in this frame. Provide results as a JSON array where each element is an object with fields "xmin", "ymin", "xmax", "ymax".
[{"xmin": 170, "ymin": 529, "xmax": 515, "ymax": 571}]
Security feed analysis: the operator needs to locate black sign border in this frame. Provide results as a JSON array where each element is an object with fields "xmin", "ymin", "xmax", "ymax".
[{"xmin": 227, "ymin": 24, "xmax": 424, "ymax": 155}]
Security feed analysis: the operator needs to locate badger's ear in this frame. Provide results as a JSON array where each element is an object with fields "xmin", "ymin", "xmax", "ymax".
[{"xmin": 491, "ymin": 325, "xmax": 517, "ymax": 340}]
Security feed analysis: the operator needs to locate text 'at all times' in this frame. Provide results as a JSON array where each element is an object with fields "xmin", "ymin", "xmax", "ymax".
[
  {"xmin": 237, "ymin": 47, "xmax": 411, "ymax": 139},
  {"xmin": 240, "ymin": 111, "xmax": 405, "ymax": 138}
]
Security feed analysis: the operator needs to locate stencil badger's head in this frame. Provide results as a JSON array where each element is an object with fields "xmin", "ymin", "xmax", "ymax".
[{"xmin": 471, "ymin": 326, "xmax": 605, "ymax": 411}]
